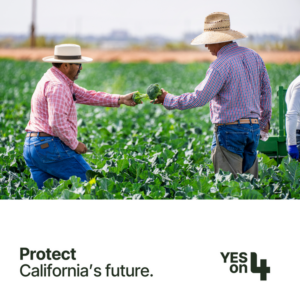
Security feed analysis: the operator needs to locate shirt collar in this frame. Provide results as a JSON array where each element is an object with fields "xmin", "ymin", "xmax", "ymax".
[
  {"xmin": 217, "ymin": 42, "xmax": 238, "ymax": 57},
  {"xmin": 50, "ymin": 66, "xmax": 74, "ymax": 86}
]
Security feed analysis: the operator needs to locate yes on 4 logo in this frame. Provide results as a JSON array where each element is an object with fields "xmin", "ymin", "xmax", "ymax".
[{"xmin": 221, "ymin": 252, "xmax": 270, "ymax": 281}]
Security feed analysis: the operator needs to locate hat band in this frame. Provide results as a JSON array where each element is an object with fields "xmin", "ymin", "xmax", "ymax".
[
  {"xmin": 204, "ymin": 26, "xmax": 230, "ymax": 31},
  {"xmin": 54, "ymin": 55, "xmax": 82, "ymax": 60}
]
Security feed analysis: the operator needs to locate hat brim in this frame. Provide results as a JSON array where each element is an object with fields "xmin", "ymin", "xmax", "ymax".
[
  {"xmin": 191, "ymin": 30, "xmax": 247, "ymax": 45},
  {"xmin": 42, "ymin": 56, "xmax": 93, "ymax": 63}
]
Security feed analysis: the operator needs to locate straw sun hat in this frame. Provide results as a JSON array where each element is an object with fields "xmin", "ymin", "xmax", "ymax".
[
  {"xmin": 191, "ymin": 12, "xmax": 247, "ymax": 45},
  {"xmin": 43, "ymin": 44, "xmax": 93, "ymax": 63}
]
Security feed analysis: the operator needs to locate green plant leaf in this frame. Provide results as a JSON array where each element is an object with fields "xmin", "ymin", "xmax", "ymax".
[
  {"xmin": 279, "ymin": 157, "xmax": 300, "ymax": 188},
  {"xmin": 240, "ymin": 189, "xmax": 264, "ymax": 199},
  {"xmin": 43, "ymin": 178, "xmax": 59, "ymax": 190},
  {"xmin": 60, "ymin": 190, "xmax": 81, "ymax": 199},
  {"xmin": 86, "ymin": 170, "xmax": 104, "ymax": 181}
]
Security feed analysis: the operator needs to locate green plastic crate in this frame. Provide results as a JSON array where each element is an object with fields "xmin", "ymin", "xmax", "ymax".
[{"xmin": 257, "ymin": 86, "xmax": 287, "ymax": 164}]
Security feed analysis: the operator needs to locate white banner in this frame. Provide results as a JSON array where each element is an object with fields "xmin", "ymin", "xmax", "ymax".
[{"xmin": 0, "ymin": 202, "xmax": 299, "ymax": 300}]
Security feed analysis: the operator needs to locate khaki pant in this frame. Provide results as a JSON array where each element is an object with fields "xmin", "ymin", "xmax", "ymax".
[{"xmin": 211, "ymin": 126, "xmax": 258, "ymax": 178}]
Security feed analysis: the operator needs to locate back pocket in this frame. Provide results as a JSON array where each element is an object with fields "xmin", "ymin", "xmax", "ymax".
[
  {"xmin": 225, "ymin": 131, "xmax": 247, "ymax": 153},
  {"xmin": 34, "ymin": 139, "xmax": 60, "ymax": 163}
]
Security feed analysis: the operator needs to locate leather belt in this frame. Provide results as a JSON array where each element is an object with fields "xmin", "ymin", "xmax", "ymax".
[
  {"xmin": 217, "ymin": 119, "xmax": 259, "ymax": 126},
  {"xmin": 26, "ymin": 132, "xmax": 53, "ymax": 138}
]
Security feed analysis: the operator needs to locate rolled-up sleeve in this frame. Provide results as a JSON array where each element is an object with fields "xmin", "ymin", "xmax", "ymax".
[
  {"xmin": 163, "ymin": 68, "xmax": 225, "ymax": 110},
  {"xmin": 73, "ymin": 84, "xmax": 120, "ymax": 107}
]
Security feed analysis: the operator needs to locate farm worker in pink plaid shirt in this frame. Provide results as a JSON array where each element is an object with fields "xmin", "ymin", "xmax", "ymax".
[
  {"xmin": 153, "ymin": 12, "xmax": 272, "ymax": 178},
  {"xmin": 24, "ymin": 44, "xmax": 140, "ymax": 189}
]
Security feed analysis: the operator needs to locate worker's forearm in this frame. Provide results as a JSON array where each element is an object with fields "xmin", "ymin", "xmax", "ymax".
[
  {"xmin": 49, "ymin": 114, "xmax": 79, "ymax": 150},
  {"xmin": 259, "ymin": 110, "xmax": 271, "ymax": 131},
  {"xmin": 163, "ymin": 68, "xmax": 223, "ymax": 111},
  {"xmin": 73, "ymin": 84, "xmax": 120, "ymax": 107},
  {"xmin": 163, "ymin": 91, "xmax": 209, "ymax": 110}
]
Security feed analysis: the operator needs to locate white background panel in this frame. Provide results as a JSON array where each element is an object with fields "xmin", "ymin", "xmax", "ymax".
[{"xmin": 0, "ymin": 202, "xmax": 299, "ymax": 300}]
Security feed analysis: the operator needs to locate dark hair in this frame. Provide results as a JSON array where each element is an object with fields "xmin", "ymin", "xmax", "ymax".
[{"xmin": 52, "ymin": 63, "xmax": 62, "ymax": 68}]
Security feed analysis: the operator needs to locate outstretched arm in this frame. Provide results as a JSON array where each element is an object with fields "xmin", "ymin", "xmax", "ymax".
[
  {"xmin": 73, "ymin": 85, "xmax": 138, "ymax": 107},
  {"xmin": 153, "ymin": 68, "xmax": 225, "ymax": 110}
]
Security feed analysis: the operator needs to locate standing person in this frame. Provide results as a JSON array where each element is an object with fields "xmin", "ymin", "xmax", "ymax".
[
  {"xmin": 153, "ymin": 12, "xmax": 272, "ymax": 178},
  {"xmin": 286, "ymin": 75, "xmax": 300, "ymax": 160},
  {"xmin": 24, "ymin": 44, "xmax": 139, "ymax": 189}
]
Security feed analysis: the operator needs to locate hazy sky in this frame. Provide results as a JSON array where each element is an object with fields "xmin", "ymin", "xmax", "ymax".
[{"xmin": 1, "ymin": 0, "xmax": 300, "ymax": 38}]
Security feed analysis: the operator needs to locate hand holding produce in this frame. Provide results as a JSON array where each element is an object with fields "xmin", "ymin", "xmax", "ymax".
[
  {"xmin": 119, "ymin": 92, "xmax": 138, "ymax": 106},
  {"xmin": 149, "ymin": 88, "xmax": 168, "ymax": 105}
]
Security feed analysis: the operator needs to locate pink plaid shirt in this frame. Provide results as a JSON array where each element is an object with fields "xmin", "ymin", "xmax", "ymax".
[{"xmin": 25, "ymin": 67, "xmax": 120, "ymax": 150}]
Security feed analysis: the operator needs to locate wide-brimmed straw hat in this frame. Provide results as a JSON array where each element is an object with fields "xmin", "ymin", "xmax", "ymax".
[
  {"xmin": 191, "ymin": 12, "xmax": 247, "ymax": 45},
  {"xmin": 43, "ymin": 44, "xmax": 93, "ymax": 63}
]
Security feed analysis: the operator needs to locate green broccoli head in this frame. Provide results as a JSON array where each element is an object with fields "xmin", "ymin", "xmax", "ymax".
[
  {"xmin": 146, "ymin": 83, "xmax": 163, "ymax": 100},
  {"xmin": 132, "ymin": 91, "xmax": 149, "ymax": 104}
]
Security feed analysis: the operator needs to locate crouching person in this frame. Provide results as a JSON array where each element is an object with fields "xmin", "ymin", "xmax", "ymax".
[
  {"xmin": 153, "ymin": 12, "xmax": 272, "ymax": 178},
  {"xmin": 24, "ymin": 44, "xmax": 139, "ymax": 189}
]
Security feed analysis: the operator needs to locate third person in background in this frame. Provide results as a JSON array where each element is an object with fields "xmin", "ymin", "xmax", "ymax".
[{"xmin": 285, "ymin": 74, "xmax": 300, "ymax": 160}]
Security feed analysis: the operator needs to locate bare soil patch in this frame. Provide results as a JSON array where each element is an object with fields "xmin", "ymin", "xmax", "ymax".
[{"xmin": 1, "ymin": 48, "xmax": 300, "ymax": 64}]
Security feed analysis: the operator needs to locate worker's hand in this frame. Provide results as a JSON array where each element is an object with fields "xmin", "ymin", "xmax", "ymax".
[
  {"xmin": 261, "ymin": 121, "xmax": 270, "ymax": 133},
  {"xmin": 119, "ymin": 92, "xmax": 140, "ymax": 106},
  {"xmin": 151, "ymin": 88, "xmax": 168, "ymax": 105},
  {"xmin": 288, "ymin": 145, "xmax": 299, "ymax": 160},
  {"xmin": 75, "ymin": 142, "xmax": 88, "ymax": 154}
]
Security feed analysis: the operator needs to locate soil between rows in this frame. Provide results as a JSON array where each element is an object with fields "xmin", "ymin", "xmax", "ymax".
[{"xmin": 1, "ymin": 48, "xmax": 300, "ymax": 64}]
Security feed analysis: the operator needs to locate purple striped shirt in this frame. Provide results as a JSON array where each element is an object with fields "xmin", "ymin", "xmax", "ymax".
[{"xmin": 163, "ymin": 42, "xmax": 272, "ymax": 130}]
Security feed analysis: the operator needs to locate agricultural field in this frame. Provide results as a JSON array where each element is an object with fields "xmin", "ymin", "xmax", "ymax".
[{"xmin": 1, "ymin": 58, "xmax": 300, "ymax": 199}]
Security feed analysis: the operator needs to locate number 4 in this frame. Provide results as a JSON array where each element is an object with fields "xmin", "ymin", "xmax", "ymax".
[{"xmin": 250, "ymin": 252, "xmax": 270, "ymax": 280}]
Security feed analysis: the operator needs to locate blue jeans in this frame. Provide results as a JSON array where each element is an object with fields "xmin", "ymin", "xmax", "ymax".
[
  {"xmin": 23, "ymin": 135, "xmax": 92, "ymax": 189},
  {"xmin": 211, "ymin": 123, "xmax": 260, "ymax": 173},
  {"xmin": 296, "ymin": 130, "xmax": 300, "ymax": 152}
]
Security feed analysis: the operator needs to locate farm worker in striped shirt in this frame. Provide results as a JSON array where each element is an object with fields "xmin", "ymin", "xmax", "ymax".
[
  {"xmin": 24, "ymin": 44, "xmax": 140, "ymax": 189},
  {"xmin": 153, "ymin": 12, "xmax": 272, "ymax": 178}
]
